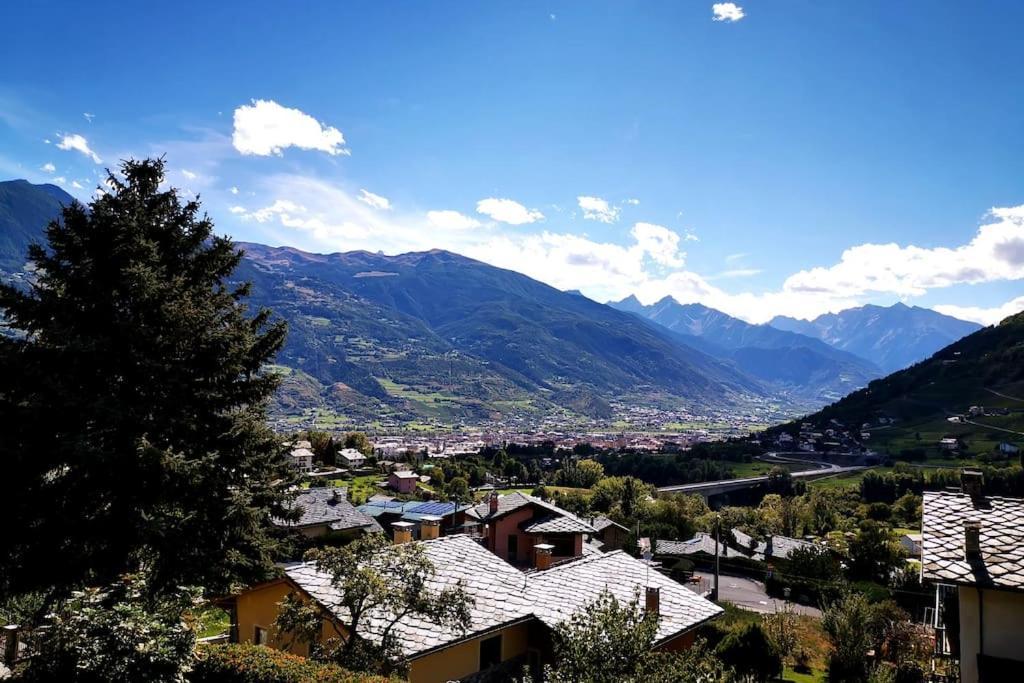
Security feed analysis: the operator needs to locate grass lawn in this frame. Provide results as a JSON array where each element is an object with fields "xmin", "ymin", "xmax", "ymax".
[
  {"xmin": 781, "ymin": 666, "xmax": 827, "ymax": 682},
  {"xmin": 192, "ymin": 605, "xmax": 230, "ymax": 639}
]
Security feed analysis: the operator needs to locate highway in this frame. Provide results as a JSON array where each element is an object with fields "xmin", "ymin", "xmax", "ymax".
[{"xmin": 656, "ymin": 453, "xmax": 867, "ymax": 495}]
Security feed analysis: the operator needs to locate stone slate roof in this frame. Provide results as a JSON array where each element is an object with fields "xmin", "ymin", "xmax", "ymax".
[
  {"xmin": 526, "ymin": 550, "xmax": 723, "ymax": 645},
  {"xmin": 285, "ymin": 536, "xmax": 537, "ymax": 659},
  {"xmin": 277, "ymin": 488, "xmax": 382, "ymax": 533},
  {"xmin": 922, "ymin": 491, "xmax": 1024, "ymax": 591},
  {"xmin": 731, "ymin": 529, "xmax": 817, "ymax": 561},
  {"xmin": 656, "ymin": 534, "xmax": 751, "ymax": 559},
  {"xmin": 283, "ymin": 535, "xmax": 719, "ymax": 660},
  {"xmin": 466, "ymin": 492, "xmax": 596, "ymax": 533},
  {"xmin": 521, "ymin": 514, "xmax": 596, "ymax": 535},
  {"xmin": 590, "ymin": 515, "xmax": 629, "ymax": 534}
]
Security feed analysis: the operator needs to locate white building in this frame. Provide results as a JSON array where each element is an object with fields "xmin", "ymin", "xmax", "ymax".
[
  {"xmin": 289, "ymin": 446, "xmax": 314, "ymax": 473},
  {"xmin": 338, "ymin": 448, "xmax": 366, "ymax": 469}
]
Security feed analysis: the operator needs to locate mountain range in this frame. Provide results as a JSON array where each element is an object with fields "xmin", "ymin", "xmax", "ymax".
[
  {"xmin": 769, "ymin": 304, "xmax": 982, "ymax": 373},
  {"xmin": 0, "ymin": 178, "xmax": 990, "ymax": 427},
  {"xmin": 610, "ymin": 295, "xmax": 883, "ymax": 404}
]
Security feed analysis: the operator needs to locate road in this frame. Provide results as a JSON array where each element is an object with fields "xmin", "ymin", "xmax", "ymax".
[
  {"xmin": 694, "ymin": 571, "xmax": 821, "ymax": 617},
  {"xmin": 657, "ymin": 453, "xmax": 866, "ymax": 495}
]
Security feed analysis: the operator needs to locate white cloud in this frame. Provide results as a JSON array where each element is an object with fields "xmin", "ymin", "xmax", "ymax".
[
  {"xmin": 625, "ymin": 198, "xmax": 640, "ymax": 205},
  {"xmin": 631, "ymin": 222, "xmax": 685, "ymax": 267},
  {"xmin": 712, "ymin": 3, "xmax": 745, "ymax": 22},
  {"xmin": 83, "ymin": 112, "xmax": 95, "ymax": 123},
  {"xmin": 782, "ymin": 205, "xmax": 1024, "ymax": 298},
  {"xmin": 40, "ymin": 162, "xmax": 55, "ymax": 173},
  {"xmin": 182, "ymin": 169, "xmax": 197, "ymax": 180},
  {"xmin": 56, "ymin": 133, "xmax": 102, "ymax": 163},
  {"xmin": 230, "ymin": 186, "xmax": 239, "ymax": 195},
  {"xmin": 233, "ymin": 198, "xmax": 367, "ymax": 240},
  {"xmin": 934, "ymin": 296, "xmax": 1024, "ymax": 326},
  {"xmin": 427, "ymin": 210, "xmax": 481, "ymax": 230},
  {"xmin": 232, "ymin": 99, "xmax": 349, "ymax": 157},
  {"xmin": 71, "ymin": 180, "xmax": 83, "ymax": 189},
  {"xmin": 577, "ymin": 195, "xmax": 620, "ymax": 223},
  {"xmin": 52, "ymin": 176, "xmax": 66, "ymax": 185},
  {"xmin": 358, "ymin": 189, "xmax": 392, "ymax": 210},
  {"xmin": 476, "ymin": 197, "xmax": 544, "ymax": 225}
]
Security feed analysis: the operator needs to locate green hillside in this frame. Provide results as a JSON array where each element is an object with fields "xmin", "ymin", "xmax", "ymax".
[{"xmin": 784, "ymin": 311, "xmax": 1024, "ymax": 461}]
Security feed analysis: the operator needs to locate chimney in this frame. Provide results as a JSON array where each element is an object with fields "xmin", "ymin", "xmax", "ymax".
[
  {"xmin": 392, "ymin": 521, "xmax": 414, "ymax": 545},
  {"xmin": 3, "ymin": 625, "xmax": 19, "ymax": 667},
  {"xmin": 419, "ymin": 515, "xmax": 442, "ymax": 541},
  {"xmin": 534, "ymin": 543, "xmax": 554, "ymax": 570},
  {"xmin": 964, "ymin": 520, "xmax": 982, "ymax": 561},
  {"xmin": 489, "ymin": 491, "xmax": 500, "ymax": 515},
  {"xmin": 961, "ymin": 469, "xmax": 984, "ymax": 500},
  {"xmin": 328, "ymin": 489, "xmax": 342, "ymax": 505},
  {"xmin": 645, "ymin": 586, "xmax": 660, "ymax": 616}
]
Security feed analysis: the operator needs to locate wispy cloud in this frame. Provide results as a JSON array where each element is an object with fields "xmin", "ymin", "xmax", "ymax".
[
  {"xmin": 934, "ymin": 295, "xmax": 1024, "ymax": 326},
  {"xmin": 40, "ymin": 162, "xmax": 55, "ymax": 173},
  {"xmin": 577, "ymin": 195, "xmax": 619, "ymax": 223},
  {"xmin": 358, "ymin": 189, "xmax": 392, "ymax": 210},
  {"xmin": 427, "ymin": 210, "xmax": 481, "ymax": 230},
  {"xmin": 476, "ymin": 197, "xmax": 544, "ymax": 225},
  {"xmin": 56, "ymin": 133, "xmax": 102, "ymax": 163}
]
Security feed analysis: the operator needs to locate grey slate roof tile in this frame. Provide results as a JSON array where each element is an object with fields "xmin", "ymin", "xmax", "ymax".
[
  {"xmin": 526, "ymin": 550, "xmax": 723, "ymax": 644},
  {"xmin": 277, "ymin": 488, "xmax": 380, "ymax": 533},
  {"xmin": 284, "ymin": 535, "xmax": 720, "ymax": 660},
  {"xmin": 921, "ymin": 491, "xmax": 1024, "ymax": 590}
]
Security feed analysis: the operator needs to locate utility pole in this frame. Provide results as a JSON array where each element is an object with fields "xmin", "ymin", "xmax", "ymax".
[{"xmin": 712, "ymin": 514, "xmax": 721, "ymax": 601}]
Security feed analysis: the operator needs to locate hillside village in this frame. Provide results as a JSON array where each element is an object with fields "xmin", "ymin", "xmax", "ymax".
[{"xmin": 7, "ymin": 0, "xmax": 1024, "ymax": 678}]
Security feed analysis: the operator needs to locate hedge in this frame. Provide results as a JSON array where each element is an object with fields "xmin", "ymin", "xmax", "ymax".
[{"xmin": 191, "ymin": 644, "xmax": 401, "ymax": 683}]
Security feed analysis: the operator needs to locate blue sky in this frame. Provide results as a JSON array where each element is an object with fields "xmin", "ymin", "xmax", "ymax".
[{"xmin": 2, "ymin": 1, "xmax": 1023, "ymax": 323}]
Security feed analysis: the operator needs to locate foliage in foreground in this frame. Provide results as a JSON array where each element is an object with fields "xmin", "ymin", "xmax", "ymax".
[
  {"xmin": 13, "ymin": 572, "xmax": 198, "ymax": 683},
  {"xmin": 537, "ymin": 589, "xmax": 724, "ymax": 683},
  {"xmin": 191, "ymin": 644, "xmax": 400, "ymax": 683},
  {"xmin": 274, "ymin": 533, "xmax": 472, "ymax": 675}
]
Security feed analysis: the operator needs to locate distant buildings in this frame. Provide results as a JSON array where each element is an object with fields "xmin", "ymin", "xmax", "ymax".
[
  {"xmin": 337, "ymin": 447, "xmax": 366, "ymax": 469},
  {"xmin": 274, "ymin": 487, "xmax": 380, "ymax": 539},
  {"xmin": 388, "ymin": 470, "xmax": 420, "ymax": 493},
  {"xmin": 287, "ymin": 440, "xmax": 314, "ymax": 473}
]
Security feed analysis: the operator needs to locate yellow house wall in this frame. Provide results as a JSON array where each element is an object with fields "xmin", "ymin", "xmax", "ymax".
[
  {"xmin": 234, "ymin": 581, "xmax": 340, "ymax": 658},
  {"xmin": 958, "ymin": 587, "xmax": 1024, "ymax": 683},
  {"xmin": 406, "ymin": 621, "xmax": 531, "ymax": 683}
]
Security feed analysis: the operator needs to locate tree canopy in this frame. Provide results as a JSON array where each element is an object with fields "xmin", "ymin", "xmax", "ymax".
[
  {"xmin": 275, "ymin": 534, "xmax": 472, "ymax": 675},
  {"xmin": 0, "ymin": 159, "xmax": 294, "ymax": 601}
]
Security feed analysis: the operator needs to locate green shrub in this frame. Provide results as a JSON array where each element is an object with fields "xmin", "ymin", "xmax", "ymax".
[{"xmin": 191, "ymin": 644, "xmax": 399, "ymax": 683}]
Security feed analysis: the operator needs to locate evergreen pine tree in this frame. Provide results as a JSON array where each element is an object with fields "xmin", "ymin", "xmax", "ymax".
[{"xmin": 0, "ymin": 159, "xmax": 293, "ymax": 600}]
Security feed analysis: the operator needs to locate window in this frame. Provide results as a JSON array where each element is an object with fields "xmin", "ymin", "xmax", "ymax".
[
  {"xmin": 480, "ymin": 634, "xmax": 502, "ymax": 670},
  {"xmin": 507, "ymin": 534, "xmax": 518, "ymax": 562},
  {"xmin": 254, "ymin": 625, "xmax": 269, "ymax": 646}
]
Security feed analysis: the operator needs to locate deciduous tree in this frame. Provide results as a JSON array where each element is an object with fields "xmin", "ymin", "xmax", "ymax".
[{"xmin": 275, "ymin": 534, "xmax": 472, "ymax": 675}]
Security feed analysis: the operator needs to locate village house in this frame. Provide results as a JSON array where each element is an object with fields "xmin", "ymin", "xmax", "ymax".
[
  {"xmin": 921, "ymin": 471, "xmax": 1024, "ymax": 682},
  {"xmin": 587, "ymin": 515, "xmax": 630, "ymax": 551},
  {"xmin": 226, "ymin": 524, "xmax": 722, "ymax": 683},
  {"xmin": 275, "ymin": 488, "xmax": 381, "ymax": 540},
  {"xmin": 356, "ymin": 498, "xmax": 471, "ymax": 537},
  {"xmin": 899, "ymin": 532, "xmax": 923, "ymax": 559},
  {"xmin": 288, "ymin": 441, "xmax": 315, "ymax": 473},
  {"xmin": 388, "ymin": 470, "xmax": 420, "ymax": 493},
  {"xmin": 337, "ymin": 447, "xmax": 366, "ymax": 469},
  {"xmin": 466, "ymin": 492, "xmax": 597, "ymax": 566}
]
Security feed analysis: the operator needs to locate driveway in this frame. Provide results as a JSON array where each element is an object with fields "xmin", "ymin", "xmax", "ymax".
[{"xmin": 694, "ymin": 571, "xmax": 822, "ymax": 617}]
